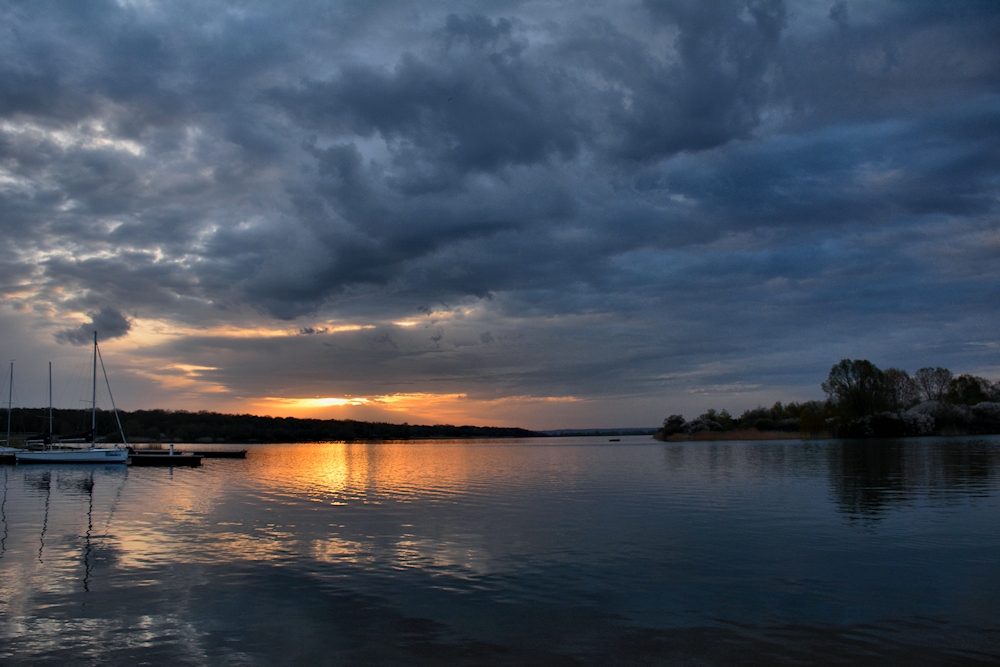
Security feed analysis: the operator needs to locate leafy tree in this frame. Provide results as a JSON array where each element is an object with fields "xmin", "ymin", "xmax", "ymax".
[
  {"xmin": 738, "ymin": 406, "xmax": 773, "ymax": 430},
  {"xmin": 944, "ymin": 375, "xmax": 993, "ymax": 406},
  {"xmin": 715, "ymin": 409, "xmax": 736, "ymax": 430},
  {"xmin": 821, "ymin": 359, "xmax": 886, "ymax": 421},
  {"xmin": 913, "ymin": 367, "xmax": 953, "ymax": 402},
  {"xmin": 778, "ymin": 401, "xmax": 808, "ymax": 418},
  {"xmin": 882, "ymin": 368, "xmax": 919, "ymax": 410},
  {"xmin": 798, "ymin": 400, "xmax": 827, "ymax": 434},
  {"xmin": 689, "ymin": 410, "xmax": 725, "ymax": 432},
  {"xmin": 661, "ymin": 414, "xmax": 686, "ymax": 436}
]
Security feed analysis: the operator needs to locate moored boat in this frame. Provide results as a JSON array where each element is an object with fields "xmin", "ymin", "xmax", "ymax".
[
  {"xmin": 16, "ymin": 448, "xmax": 129, "ymax": 463},
  {"xmin": 15, "ymin": 333, "xmax": 128, "ymax": 465}
]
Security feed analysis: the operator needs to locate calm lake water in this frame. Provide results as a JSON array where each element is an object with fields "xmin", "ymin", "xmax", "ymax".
[{"xmin": 1, "ymin": 436, "xmax": 998, "ymax": 665}]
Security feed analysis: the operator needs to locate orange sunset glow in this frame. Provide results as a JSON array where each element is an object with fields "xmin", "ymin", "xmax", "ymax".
[{"xmin": 250, "ymin": 393, "xmax": 584, "ymax": 426}]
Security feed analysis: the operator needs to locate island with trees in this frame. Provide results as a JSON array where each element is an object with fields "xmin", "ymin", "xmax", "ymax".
[{"xmin": 657, "ymin": 360, "xmax": 1000, "ymax": 441}]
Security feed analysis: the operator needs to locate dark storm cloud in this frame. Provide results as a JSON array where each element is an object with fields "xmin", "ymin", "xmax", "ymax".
[
  {"xmin": 2, "ymin": 0, "xmax": 999, "ymax": 421},
  {"xmin": 646, "ymin": 95, "xmax": 1000, "ymax": 235},
  {"xmin": 779, "ymin": 2, "xmax": 1000, "ymax": 127},
  {"xmin": 55, "ymin": 307, "xmax": 131, "ymax": 345},
  {"xmin": 273, "ymin": 21, "xmax": 580, "ymax": 187},
  {"xmin": 617, "ymin": 0, "xmax": 787, "ymax": 159}
]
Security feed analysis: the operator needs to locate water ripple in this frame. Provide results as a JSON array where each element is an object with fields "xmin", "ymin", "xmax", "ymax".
[{"xmin": 0, "ymin": 436, "xmax": 998, "ymax": 665}]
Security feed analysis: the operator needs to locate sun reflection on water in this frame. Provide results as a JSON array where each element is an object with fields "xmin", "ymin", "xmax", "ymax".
[{"xmin": 1, "ymin": 439, "xmax": 998, "ymax": 665}]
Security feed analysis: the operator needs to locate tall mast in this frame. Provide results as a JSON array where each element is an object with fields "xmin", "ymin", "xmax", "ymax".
[
  {"xmin": 91, "ymin": 332, "xmax": 97, "ymax": 448},
  {"xmin": 5, "ymin": 361, "xmax": 11, "ymax": 445},
  {"xmin": 48, "ymin": 361, "xmax": 53, "ymax": 443}
]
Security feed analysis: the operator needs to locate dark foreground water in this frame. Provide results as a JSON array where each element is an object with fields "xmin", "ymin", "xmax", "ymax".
[{"xmin": 1, "ymin": 436, "xmax": 998, "ymax": 666}]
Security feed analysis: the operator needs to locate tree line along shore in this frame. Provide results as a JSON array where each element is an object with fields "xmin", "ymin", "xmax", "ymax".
[
  {"xmin": 0, "ymin": 408, "xmax": 539, "ymax": 444},
  {"xmin": 657, "ymin": 360, "xmax": 1000, "ymax": 441}
]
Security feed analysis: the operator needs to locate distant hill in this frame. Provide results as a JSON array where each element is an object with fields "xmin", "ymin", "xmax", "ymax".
[{"xmin": 1, "ymin": 407, "xmax": 543, "ymax": 444}]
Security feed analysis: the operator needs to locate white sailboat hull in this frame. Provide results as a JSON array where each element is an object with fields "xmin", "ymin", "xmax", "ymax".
[
  {"xmin": 16, "ymin": 448, "xmax": 128, "ymax": 463},
  {"xmin": 12, "ymin": 333, "xmax": 130, "ymax": 461}
]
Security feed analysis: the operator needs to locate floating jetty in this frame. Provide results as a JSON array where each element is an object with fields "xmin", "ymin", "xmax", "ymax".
[
  {"xmin": 129, "ymin": 444, "xmax": 203, "ymax": 467},
  {"xmin": 180, "ymin": 449, "xmax": 247, "ymax": 459},
  {"xmin": 131, "ymin": 448, "xmax": 246, "ymax": 459},
  {"xmin": 129, "ymin": 451, "xmax": 203, "ymax": 467},
  {"xmin": 0, "ymin": 446, "xmax": 17, "ymax": 464}
]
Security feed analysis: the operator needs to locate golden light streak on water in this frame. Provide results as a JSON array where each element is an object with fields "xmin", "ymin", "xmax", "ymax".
[{"xmin": 1, "ymin": 438, "xmax": 998, "ymax": 665}]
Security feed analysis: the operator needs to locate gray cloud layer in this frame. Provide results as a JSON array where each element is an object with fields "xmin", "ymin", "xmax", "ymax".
[
  {"xmin": 54, "ymin": 307, "xmax": 132, "ymax": 346},
  {"xmin": 2, "ymin": 0, "xmax": 998, "ymax": 424}
]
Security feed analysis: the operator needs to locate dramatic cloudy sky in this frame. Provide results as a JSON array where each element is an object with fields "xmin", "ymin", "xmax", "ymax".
[{"xmin": 1, "ymin": 0, "xmax": 998, "ymax": 428}]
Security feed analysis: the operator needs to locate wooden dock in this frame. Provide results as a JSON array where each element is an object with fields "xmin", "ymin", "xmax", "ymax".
[
  {"xmin": 129, "ymin": 451, "xmax": 203, "ymax": 467},
  {"xmin": 131, "ymin": 448, "xmax": 246, "ymax": 459},
  {"xmin": 181, "ymin": 449, "xmax": 247, "ymax": 459}
]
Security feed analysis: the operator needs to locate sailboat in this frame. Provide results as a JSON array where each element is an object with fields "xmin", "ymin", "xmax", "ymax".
[
  {"xmin": 16, "ymin": 333, "xmax": 128, "ymax": 464},
  {"xmin": 24, "ymin": 362, "xmax": 57, "ymax": 447},
  {"xmin": 0, "ymin": 362, "xmax": 18, "ymax": 462}
]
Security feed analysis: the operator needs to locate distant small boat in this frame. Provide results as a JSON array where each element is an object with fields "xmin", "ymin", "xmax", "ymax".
[
  {"xmin": 16, "ymin": 333, "xmax": 128, "ymax": 464},
  {"xmin": 609, "ymin": 438, "xmax": 620, "ymax": 442}
]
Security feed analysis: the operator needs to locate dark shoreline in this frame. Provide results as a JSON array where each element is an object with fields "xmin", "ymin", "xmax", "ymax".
[{"xmin": 0, "ymin": 407, "xmax": 544, "ymax": 445}]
